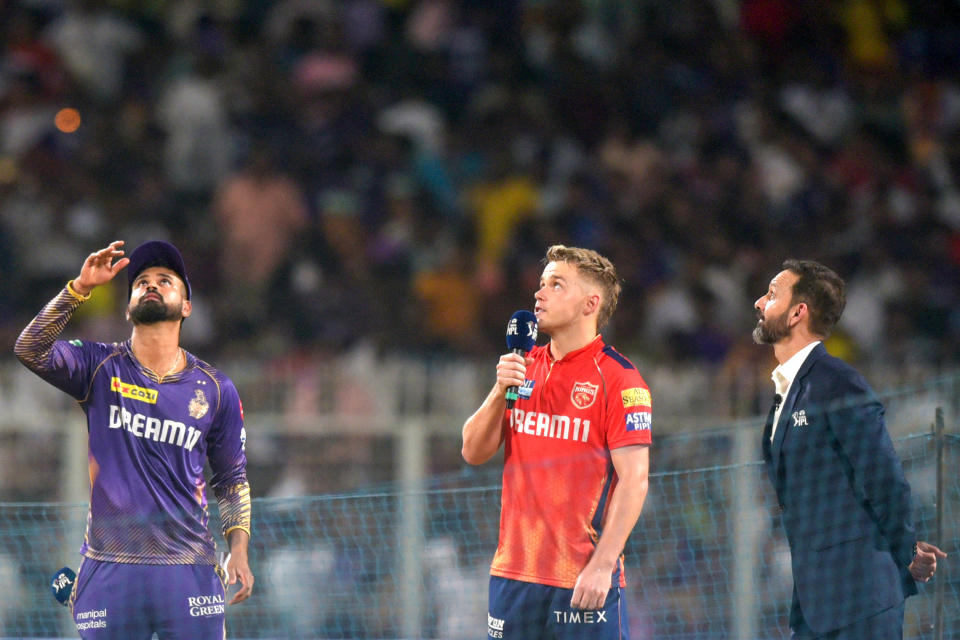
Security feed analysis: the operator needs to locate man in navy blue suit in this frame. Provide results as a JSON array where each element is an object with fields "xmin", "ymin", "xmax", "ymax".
[{"xmin": 753, "ymin": 259, "xmax": 945, "ymax": 639}]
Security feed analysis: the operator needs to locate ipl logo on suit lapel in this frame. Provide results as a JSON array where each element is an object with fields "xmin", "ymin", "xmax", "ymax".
[{"xmin": 792, "ymin": 409, "xmax": 808, "ymax": 427}]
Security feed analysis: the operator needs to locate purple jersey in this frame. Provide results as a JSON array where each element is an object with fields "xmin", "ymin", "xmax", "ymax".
[{"xmin": 15, "ymin": 286, "xmax": 251, "ymax": 565}]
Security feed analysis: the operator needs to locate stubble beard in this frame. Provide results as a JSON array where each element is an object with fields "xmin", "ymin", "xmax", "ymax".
[{"xmin": 752, "ymin": 308, "xmax": 791, "ymax": 345}]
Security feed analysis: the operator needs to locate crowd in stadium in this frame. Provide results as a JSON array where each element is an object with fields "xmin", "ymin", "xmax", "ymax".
[{"xmin": 2, "ymin": 0, "xmax": 960, "ymax": 372}]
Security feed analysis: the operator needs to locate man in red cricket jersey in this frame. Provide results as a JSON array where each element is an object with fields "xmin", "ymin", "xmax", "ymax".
[{"xmin": 462, "ymin": 245, "xmax": 651, "ymax": 639}]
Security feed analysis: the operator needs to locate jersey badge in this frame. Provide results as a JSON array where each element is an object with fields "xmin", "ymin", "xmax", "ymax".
[
  {"xmin": 518, "ymin": 379, "xmax": 535, "ymax": 400},
  {"xmin": 625, "ymin": 410, "xmax": 651, "ymax": 431},
  {"xmin": 571, "ymin": 381, "xmax": 599, "ymax": 409},
  {"xmin": 621, "ymin": 387, "xmax": 651, "ymax": 408},
  {"xmin": 188, "ymin": 389, "xmax": 209, "ymax": 419},
  {"xmin": 69, "ymin": 339, "xmax": 83, "ymax": 347},
  {"xmin": 110, "ymin": 377, "xmax": 158, "ymax": 404}
]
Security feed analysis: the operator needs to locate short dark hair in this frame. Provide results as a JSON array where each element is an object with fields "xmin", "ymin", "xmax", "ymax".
[{"xmin": 782, "ymin": 259, "xmax": 846, "ymax": 337}]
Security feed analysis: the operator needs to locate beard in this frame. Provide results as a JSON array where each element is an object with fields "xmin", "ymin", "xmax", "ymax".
[
  {"xmin": 752, "ymin": 307, "xmax": 791, "ymax": 345},
  {"xmin": 129, "ymin": 297, "xmax": 182, "ymax": 325}
]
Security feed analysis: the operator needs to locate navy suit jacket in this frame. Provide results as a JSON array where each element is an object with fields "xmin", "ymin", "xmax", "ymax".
[{"xmin": 762, "ymin": 343, "xmax": 917, "ymax": 634}]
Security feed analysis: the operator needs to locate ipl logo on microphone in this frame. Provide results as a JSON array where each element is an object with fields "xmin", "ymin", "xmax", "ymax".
[
  {"xmin": 525, "ymin": 320, "xmax": 537, "ymax": 341},
  {"xmin": 507, "ymin": 318, "xmax": 538, "ymax": 341}
]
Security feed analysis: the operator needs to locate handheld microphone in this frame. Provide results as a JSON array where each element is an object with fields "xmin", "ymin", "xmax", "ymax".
[
  {"xmin": 51, "ymin": 567, "xmax": 76, "ymax": 606},
  {"xmin": 504, "ymin": 310, "xmax": 538, "ymax": 409}
]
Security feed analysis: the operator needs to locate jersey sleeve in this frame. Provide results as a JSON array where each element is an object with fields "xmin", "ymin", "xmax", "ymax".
[
  {"xmin": 207, "ymin": 376, "xmax": 251, "ymax": 540},
  {"xmin": 604, "ymin": 367, "xmax": 653, "ymax": 450},
  {"xmin": 13, "ymin": 283, "xmax": 110, "ymax": 400}
]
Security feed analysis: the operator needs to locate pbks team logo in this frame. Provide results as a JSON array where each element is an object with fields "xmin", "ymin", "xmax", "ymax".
[{"xmin": 570, "ymin": 381, "xmax": 599, "ymax": 409}]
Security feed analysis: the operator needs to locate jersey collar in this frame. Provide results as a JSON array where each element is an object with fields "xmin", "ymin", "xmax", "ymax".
[
  {"xmin": 121, "ymin": 340, "xmax": 195, "ymax": 382},
  {"xmin": 549, "ymin": 335, "xmax": 605, "ymax": 363}
]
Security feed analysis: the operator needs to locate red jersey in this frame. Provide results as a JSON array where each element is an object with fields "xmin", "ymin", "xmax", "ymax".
[{"xmin": 490, "ymin": 336, "xmax": 652, "ymax": 589}]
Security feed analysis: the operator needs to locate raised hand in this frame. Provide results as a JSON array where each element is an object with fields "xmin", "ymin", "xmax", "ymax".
[{"xmin": 73, "ymin": 241, "xmax": 130, "ymax": 296}]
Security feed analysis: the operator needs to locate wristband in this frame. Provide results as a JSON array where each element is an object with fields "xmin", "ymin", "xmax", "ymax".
[{"xmin": 66, "ymin": 280, "xmax": 92, "ymax": 301}]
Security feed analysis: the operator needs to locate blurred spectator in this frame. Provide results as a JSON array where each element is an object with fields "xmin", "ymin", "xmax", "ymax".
[
  {"xmin": 0, "ymin": 69, "xmax": 56, "ymax": 158},
  {"xmin": 157, "ymin": 49, "xmax": 235, "ymax": 197},
  {"xmin": 213, "ymin": 144, "xmax": 308, "ymax": 336},
  {"xmin": 43, "ymin": 0, "xmax": 144, "ymax": 102},
  {"xmin": 3, "ymin": 7, "xmax": 65, "ymax": 100},
  {"xmin": 412, "ymin": 231, "xmax": 481, "ymax": 354},
  {"xmin": 423, "ymin": 535, "xmax": 488, "ymax": 639},
  {"xmin": 467, "ymin": 147, "xmax": 540, "ymax": 292},
  {"xmin": 841, "ymin": 0, "xmax": 907, "ymax": 71}
]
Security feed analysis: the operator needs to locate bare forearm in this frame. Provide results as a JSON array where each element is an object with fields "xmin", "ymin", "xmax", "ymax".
[
  {"xmin": 461, "ymin": 384, "xmax": 507, "ymax": 465},
  {"xmin": 227, "ymin": 527, "xmax": 250, "ymax": 556},
  {"xmin": 570, "ymin": 447, "xmax": 649, "ymax": 610},
  {"xmin": 589, "ymin": 445, "xmax": 650, "ymax": 570},
  {"xmin": 591, "ymin": 476, "xmax": 649, "ymax": 569},
  {"xmin": 225, "ymin": 527, "xmax": 254, "ymax": 604}
]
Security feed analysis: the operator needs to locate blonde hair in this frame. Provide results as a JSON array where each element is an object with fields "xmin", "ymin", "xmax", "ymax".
[{"xmin": 544, "ymin": 245, "xmax": 621, "ymax": 329}]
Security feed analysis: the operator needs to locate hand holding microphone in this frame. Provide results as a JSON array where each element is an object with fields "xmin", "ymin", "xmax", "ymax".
[{"xmin": 503, "ymin": 310, "xmax": 538, "ymax": 409}]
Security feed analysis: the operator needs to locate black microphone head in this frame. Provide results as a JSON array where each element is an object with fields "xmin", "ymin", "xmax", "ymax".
[
  {"xmin": 505, "ymin": 310, "xmax": 538, "ymax": 352},
  {"xmin": 51, "ymin": 566, "xmax": 76, "ymax": 606}
]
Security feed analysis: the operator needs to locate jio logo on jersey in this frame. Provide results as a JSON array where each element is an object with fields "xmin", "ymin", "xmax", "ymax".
[{"xmin": 570, "ymin": 381, "xmax": 599, "ymax": 409}]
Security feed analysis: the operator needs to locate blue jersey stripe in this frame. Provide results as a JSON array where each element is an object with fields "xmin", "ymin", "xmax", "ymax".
[
  {"xmin": 591, "ymin": 460, "xmax": 617, "ymax": 535},
  {"xmin": 602, "ymin": 345, "xmax": 635, "ymax": 370}
]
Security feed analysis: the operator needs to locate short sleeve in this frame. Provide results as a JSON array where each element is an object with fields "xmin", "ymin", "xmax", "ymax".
[{"xmin": 604, "ymin": 371, "xmax": 652, "ymax": 449}]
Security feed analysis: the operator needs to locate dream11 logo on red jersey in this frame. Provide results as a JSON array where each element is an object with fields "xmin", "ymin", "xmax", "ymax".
[{"xmin": 570, "ymin": 381, "xmax": 599, "ymax": 409}]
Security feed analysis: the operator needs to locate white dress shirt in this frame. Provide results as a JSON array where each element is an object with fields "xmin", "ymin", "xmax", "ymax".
[{"xmin": 770, "ymin": 341, "xmax": 821, "ymax": 442}]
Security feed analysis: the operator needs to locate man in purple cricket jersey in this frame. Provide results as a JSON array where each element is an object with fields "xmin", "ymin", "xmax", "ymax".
[{"xmin": 15, "ymin": 240, "xmax": 254, "ymax": 639}]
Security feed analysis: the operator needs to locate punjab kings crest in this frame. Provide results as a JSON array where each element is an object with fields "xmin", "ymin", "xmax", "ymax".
[{"xmin": 571, "ymin": 381, "xmax": 599, "ymax": 409}]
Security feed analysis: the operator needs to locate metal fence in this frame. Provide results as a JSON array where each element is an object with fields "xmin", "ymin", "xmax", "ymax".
[{"xmin": 0, "ymin": 364, "xmax": 957, "ymax": 638}]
